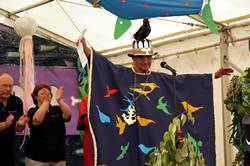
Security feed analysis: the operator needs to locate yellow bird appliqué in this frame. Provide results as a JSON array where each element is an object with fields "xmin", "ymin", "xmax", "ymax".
[
  {"xmin": 181, "ymin": 101, "xmax": 203, "ymax": 113},
  {"xmin": 130, "ymin": 83, "xmax": 159, "ymax": 100}
]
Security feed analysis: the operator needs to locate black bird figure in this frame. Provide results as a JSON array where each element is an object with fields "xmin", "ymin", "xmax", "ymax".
[{"xmin": 133, "ymin": 18, "xmax": 151, "ymax": 47}]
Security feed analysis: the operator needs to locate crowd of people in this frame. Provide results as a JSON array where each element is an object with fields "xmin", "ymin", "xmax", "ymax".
[
  {"xmin": 0, "ymin": 35, "xmax": 242, "ymax": 166},
  {"xmin": 0, "ymin": 74, "xmax": 72, "ymax": 166}
]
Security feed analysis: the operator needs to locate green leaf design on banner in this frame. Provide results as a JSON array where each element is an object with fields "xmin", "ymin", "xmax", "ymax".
[
  {"xmin": 114, "ymin": 17, "xmax": 132, "ymax": 40},
  {"xmin": 201, "ymin": 0, "xmax": 219, "ymax": 34},
  {"xmin": 181, "ymin": 114, "xmax": 187, "ymax": 126},
  {"xmin": 148, "ymin": 113, "xmax": 205, "ymax": 166}
]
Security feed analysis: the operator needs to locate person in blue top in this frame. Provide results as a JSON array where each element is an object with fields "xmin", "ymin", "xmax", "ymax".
[{"xmin": 25, "ymin": 83, "xmax": 72, "ymax": 166}]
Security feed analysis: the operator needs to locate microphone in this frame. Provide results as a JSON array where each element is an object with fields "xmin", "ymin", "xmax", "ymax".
[{"xmin": 160, "ymin": 61, "xmax": 177, "ymax": 75}]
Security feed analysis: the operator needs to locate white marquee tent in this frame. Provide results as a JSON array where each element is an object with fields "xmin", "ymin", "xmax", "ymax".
[
  {"xmin": 0, "ymin": 0, "xmax": 249, "ymax": 53},
  {"xmin": 0, "ymin": 1, "xmax": 250, "ymax": 166}
]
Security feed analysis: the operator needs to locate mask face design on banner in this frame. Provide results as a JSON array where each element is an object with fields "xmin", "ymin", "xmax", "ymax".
[{"xmin": 122, "ymin": 104, "xmax": 136, "ymax": 125}]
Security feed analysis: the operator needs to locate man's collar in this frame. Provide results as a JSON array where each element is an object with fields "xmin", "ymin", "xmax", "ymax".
[{"xmin": 131, "ymin": 67, "xmax": 151, "ymax": 75}]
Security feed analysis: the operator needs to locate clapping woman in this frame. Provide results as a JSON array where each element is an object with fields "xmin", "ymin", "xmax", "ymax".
[{"xmin": 25, "ymin": 83, "xmax": 72, "ymax": 166}]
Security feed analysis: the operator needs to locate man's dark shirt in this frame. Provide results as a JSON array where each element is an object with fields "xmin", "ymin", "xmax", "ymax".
[{"xmin": 0, "ymin": 95, "xmax": 23, "ymax": 166}]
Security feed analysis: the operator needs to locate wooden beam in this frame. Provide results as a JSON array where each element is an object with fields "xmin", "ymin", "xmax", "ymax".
[
  {"xmin": 222, "ymin": 14, "xmax": 250, "ymax": 24},
  {"xmin": 9, "ymin": 0, "xmax": 54, "ymax": 16}
]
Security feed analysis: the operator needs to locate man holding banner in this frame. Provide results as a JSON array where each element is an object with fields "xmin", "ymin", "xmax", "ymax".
[{"xmin": 78, "ymin": 37, "xmax": 233, "ymax": 166}]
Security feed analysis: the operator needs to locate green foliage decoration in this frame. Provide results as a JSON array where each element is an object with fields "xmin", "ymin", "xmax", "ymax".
[
  {"xmin": 77, "ymin": 58, "xmax": 89, "ymax": 98},
  {"xmin": 224, "ymin": 67, "xmax": 250, "ymax": 166},
  {"xmin": 148, "ymin": 113, "xmax": 205, "ymax": 166}
]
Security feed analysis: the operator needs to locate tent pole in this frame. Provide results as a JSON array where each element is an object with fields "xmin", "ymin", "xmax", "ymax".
[
  {"xmin": 9, "ymin": 0, "xmax": 54, "ymax": 16},
  {"xmin": 220, "ymin": 28, "xmax": 234, "ymax": 166},
  {"xmin": 224, "ymin": 57, "xmax": 243, "ymax": 74},
  {"xmin": 117, "ymin": 35, "xmax": 250, "ymax": 66}
]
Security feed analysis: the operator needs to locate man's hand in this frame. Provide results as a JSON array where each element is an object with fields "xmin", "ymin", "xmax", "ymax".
[
  {"xmin": 214, "ymin": 67, "xmax": 234, "ymax": 79},
  {"xmin": 5, "ymin": 114, "xmax": 14, "ymax": 127},
  {"xmin": 76, "ymin": 37, "xmax": 91, "ymax": 58},
  {"xmin": 17, "ymin": 115, "xmax": 29, "ymax": 126},
  {"xmin": 16, "ymin": 115, "xmax": 29, "ymax": 132}
]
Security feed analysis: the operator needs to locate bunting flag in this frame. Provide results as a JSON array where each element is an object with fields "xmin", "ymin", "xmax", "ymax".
[
  {"xmin": 114, "ymin": 17, "xmax": 132, "ymax": 40},
  {"xmin": 89, "ymin": 52, "xmax": 216, "ymax": 166},
  {"xmin": 201, "ymin": 0, "xmax": 219, "ymax": 34}
]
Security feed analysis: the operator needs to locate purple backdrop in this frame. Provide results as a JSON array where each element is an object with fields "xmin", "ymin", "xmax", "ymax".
[{"xmin": 0, "ymin": 65, "xmax": 80, "ymax": 135}]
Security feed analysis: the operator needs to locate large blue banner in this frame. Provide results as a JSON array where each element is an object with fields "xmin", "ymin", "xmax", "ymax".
[
  {"xmin": 87, "ymin": 0, "xmax": 203, "ymax": 19},
  {"xmin": 89, "ymin": 53, "xmax": 215, "ymax": 166}
]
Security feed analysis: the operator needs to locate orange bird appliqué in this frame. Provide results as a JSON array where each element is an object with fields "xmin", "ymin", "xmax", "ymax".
[
  {"xmin": 136, "ymin": 115, "xmax": 155, "ymax": 126},
  {"xmin": 116, "ymin": 115, "xmax": 126, "ymax": 135},
  {"xmin": 104, "ymin": 85, "xmax": 119, "ymax": 97}
]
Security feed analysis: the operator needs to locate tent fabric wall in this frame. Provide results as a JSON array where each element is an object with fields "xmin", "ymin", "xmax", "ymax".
[
  {"xmin": 107, "ymin": 22, "xmax": 250, "ymax": 165},
  {"xmin": 0, "ymin": 1, "xmax": 249, "ymax": 165}
]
